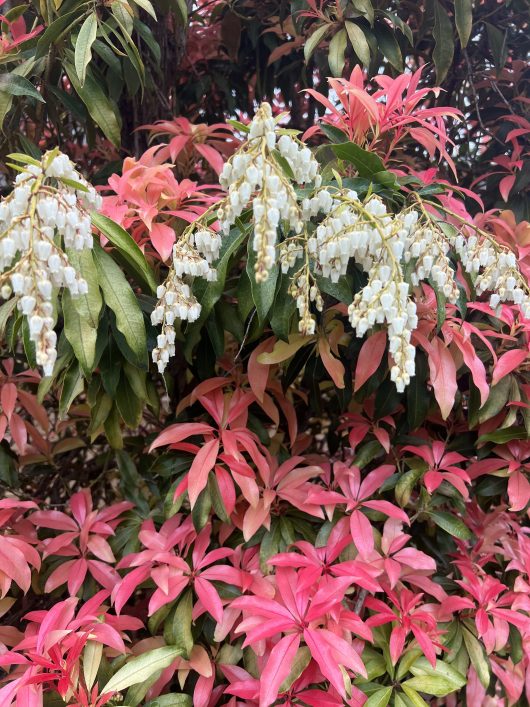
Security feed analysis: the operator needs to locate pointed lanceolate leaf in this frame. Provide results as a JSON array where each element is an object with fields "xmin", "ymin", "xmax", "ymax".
[
  {"xmin": 103, "ymin": 646, "xmax": 184, "ymax": 694},
  {"xmin": 75, "ymin": 13, "xmax": 98, "ymax": 86},
  {"xmin": 328, "ymin": 28, "xmax": 347, "ymax": 77},
  {"xmin": 92, "ymin": 243, "xmax": 147, "ymax": 368},
  {"xmin": 433, "ymin": 1, "xmax": 454, "ymax": 83},
  {"xmin": 91, "ymin": 213, "xmax": 157, "ymax": 293},
  {"xmin": 64, "ymin": 62, "xmax": 121, "ymax": 147}
]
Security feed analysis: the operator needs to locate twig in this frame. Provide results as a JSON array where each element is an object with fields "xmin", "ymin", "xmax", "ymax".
[
  {"xmin": 463, "ymin": 48, "xmax": 505, "ymax": 148},
  {"xmin": 354, "ymin": 588, "xmax": 368, "ymax": 615},
  {"xmin": 234, "ymin": 308, "xmax": 257, "ymax": 362}
]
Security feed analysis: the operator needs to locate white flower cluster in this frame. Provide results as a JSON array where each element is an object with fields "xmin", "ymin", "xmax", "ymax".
[
  {"xmin": 455, "ymin": 234, "xmax": 530, "ymax": 317},
  {"xmin": 218, "ymin": 102, "xmax": 319, "ymax": 283},
  {"xmin": 302, "ymin": 193, "xmax": 424, "ymax": 390},
  {"xmin": 0, "ymin": 150, "xmax": 100, "ymax": 375},
  {"xmin": 151, "ymin": 102, "xmax": 530, "ymax": 390},
  {"xmin": 152, "ymin": 102, "xmax": 323, "ymax": 372},
  {"xmin": 150, "ymin": 231, "xmax": 219, "ymax": 371}
]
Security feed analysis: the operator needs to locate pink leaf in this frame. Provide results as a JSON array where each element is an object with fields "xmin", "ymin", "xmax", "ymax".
[
  {"xmin": 150, "ymin": 222, "xmax": 176, "ymax": 261},
  {"xmin": 188, "ymin": 438, "xmax": 220, "ymax": 508},
  {"xmin": 427, "ymin": 337, "xmax": 457, "ymax": 420},
  {"xmin": 259, "ymin": 633, "xmax": 300, "ymax": 707},
  {"xmin": 194, "ymin": 576, "xmax": 223, "ymax": 623},
  {"xmin": 499, "ymin": 174, "xmax": 516, "ymax": 202},
  {"xmin": 492, "ymin": 349, "xmax": 528, "ymax": 386},
  {"xmin": 194, "ymin": 143, "xmax": 225, "ymax": 175},
  {"xmin": 0, "ymin": 383, "xmax": 17, "ymax": 419},
  {"xmin": 349, "ymin": 510, "xmax": 374, "ymax": 558},
  {"xmin": 354, "ymin": 331, "xmax": 387, "ymax": 392},
  {"xmin": 508, "ymin": 470, "xmax": 530, "ymax": 512},
  {"xmin": 150, "ymin": 422, "xmax": 214, "ymax": 451}
]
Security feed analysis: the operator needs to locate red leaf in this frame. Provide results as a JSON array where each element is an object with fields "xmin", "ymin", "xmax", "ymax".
[
  {"xmin": 0, "ymin": 383, "xmax": 17, "ymax": 419},
  {"xmin": 354, "ymin": 331, "xmax": 387, "ymax": 392}
]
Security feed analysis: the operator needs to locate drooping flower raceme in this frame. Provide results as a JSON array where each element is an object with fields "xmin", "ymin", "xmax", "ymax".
[
  {"xmin": 151, "ymin": 102, "xmax": 530, "ymax": 390},
  {"xmin": 0, "ymin": 150, "xmax": 101, "ymax": 376}
]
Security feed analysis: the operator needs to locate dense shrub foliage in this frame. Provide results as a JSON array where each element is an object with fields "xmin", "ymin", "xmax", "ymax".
[{"xmin": 0, "ymin": 1, "xmax": 530, "ymax": 706}]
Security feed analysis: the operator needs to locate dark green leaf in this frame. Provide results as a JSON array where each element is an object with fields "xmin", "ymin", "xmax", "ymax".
[
  {"xmin": 331, "ymin": 142, "xmax": 385, "ymax": 178},
  {"xmin": 91, "ymin": 213, "xmax": 157, "ymax": 293},
  {"xmin": 455, "ymin": 0, "xmax": 472, "ymax": 47},
  {"xmin": 0, "ymin": 74, "xmax": 44, "ymax": 102},
  {"xmin": 64, "ymin": 62, "xmax": 122, "ymax": 147},
  {"xmin": 433, "ymin": 1, "xmax": 454, "ymax": 83},
  {"xmin": 246, "ymin": 241, "xmax": 279, "ymax": 324},
  {"xmin": 430, "ymin": 511, "xmax": 472, "ymax": 540},
  {"xmin": 374, "ymin": 22, "xmax": 403, "ymax": 71},
  {"xmin": 92, "ymin": 243, "xmax": 147, "ymax": 368},
  {"xmin": 485, "ymin": 22, "xmax": 508, "ymax": 74}
]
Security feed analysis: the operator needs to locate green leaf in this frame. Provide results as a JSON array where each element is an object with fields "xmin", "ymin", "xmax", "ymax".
[
  {"xmin": 246, "ymin": 242, "xmax": 279, "ymax": 324},
  {"xmin": 0, "ymin": 74, "xmax": 44, "ymax": 102},
  {"xmin": 430, "ymin": 511, "xmax": 472, "ymax": 540},
  {"xmin": 36, "ymin": 10, "xmax": 86, "ymax": 58},
  {"xmin": 478, "ymin": 375, "xmax": 512, "ymax": 423},
  {"xmin": 304, "ymin": 23, "xmax": 329, "ymax": 62},
  {"xmin": 130, "ymin": 0, "xmax": 156, "ymax": 19},
  {"xmin": 208, "ymin": 473, "xmax": 231, "ymax": 522},
  {"xmin": 91, "ymin": 213, "xmax": 157, "ymax": 293},
  {"xmin": 75, "ymin": 13, "xmax": 98, "ymax": 86},
  {"xmin": 400, "ymin": 686, "xmax": 429, "ymax": 707},
  {"xmin": 103, "ymin": 647, "xmax": 184, "ymax": 694},
  {"xmin": 64, "ymin": 62, "xmax": 122, "ymax": 147},
  {"xmin": 92, "ymin": 243, "xmax": 147, "ymax": 368},
  {"xmin": 169, "ymin": 590, "xmax": 194, "ymax": 658},
  {"xmin": 454, "ymin": 0, "xmax": 472, "ymax": 47},
  {"xmin": 406, "ymin": 351, "xmax": 430, "ymax": 429},
  {"xmin": 278, "ymin": 647, "xmax": 311, "ymax": 693},
  {"xmin": 116, "ymin": 373, "xmax": 143, "ymax": 427},
  {"xmin": 351, "ymin": 0, "xmax": 374, "ymax": 25},
  {"xmin": 319, "ymin": 124, "xmax": 349, "ymax": 143},
  {"xmin": 477, "ymin": 426, "xmax": 528, "ymax": 445},
  {"xmin": 328, "ymin": 28, "xmax": 347, "ymax": 77},
  {"xmin": 0, "ymin": 299, "xmax": 16, "ymax": 339},
  {"xmin": 7, "ymin": 152, "xmax": 42, "ymax": 167},
  {"xmin": 374, "ymin": 22, "xmax": 403, "ymax": 71},
  {"xmin": 402, "ymin": 676, "xmax": 454, "ymax": 697},
  {"xmin": 66, "ymin": 247, "xmax": 102, "ymax": 327},
  {"xmin": 364, "ymin": 687, "xmax": 392, "ymax": 706},
  {"xmin": 270, "ymin": 274, "xmax": 296, "ymax": 341},
  {"xmin": 59, "ymin": 361, "xmax": 84, "ymax": 417},
  {"xmin": 111, "ymin": 1, "xmax": 134, "ymax": 36},
  {"xmin": 184, "ymin": 226, "xmax": 247, "ymax": 359},
  {"xmin": 144, "ymin": 696, "xmax": 192, "ymax": 707},
  {"xmin": 83, "ymin": 641, "xmax": 103, "ymax": 691},
  {"xmin": 462, "ymin": 626, "xmax": 490, "ymax": 689},
  {"xmin": 433, "ymin": 1, "xmax": 454, "ymax": 83},
  {"xmin": 379, "ymin": 10, "xmax": 413, "ymax": 44},
  {"xmin": 331, "ymin": 142, "xmax": 385, "ymax": 177},
  {"xmin": 409, "ymin": 657, "xmax": 466, "ymax": 692},
  {"xmin": 345, "ymin": 21, "xmax": 371, "ymax": 66},
  {"xmin": 485, "ymin": 23, "xmax": 508, "ymax": 74},
  {"xmin": 62, "ymin": 290, "xmax": 98, "ymax": 376},
  {"xmin": 174, "ymin": 0, "xmax": 188, "ymax": 23}
]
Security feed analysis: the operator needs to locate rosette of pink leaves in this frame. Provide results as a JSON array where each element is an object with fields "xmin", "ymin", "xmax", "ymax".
[{"xmin": 29, "ymin": 489, "xmax": 133, "ymax": 596}]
